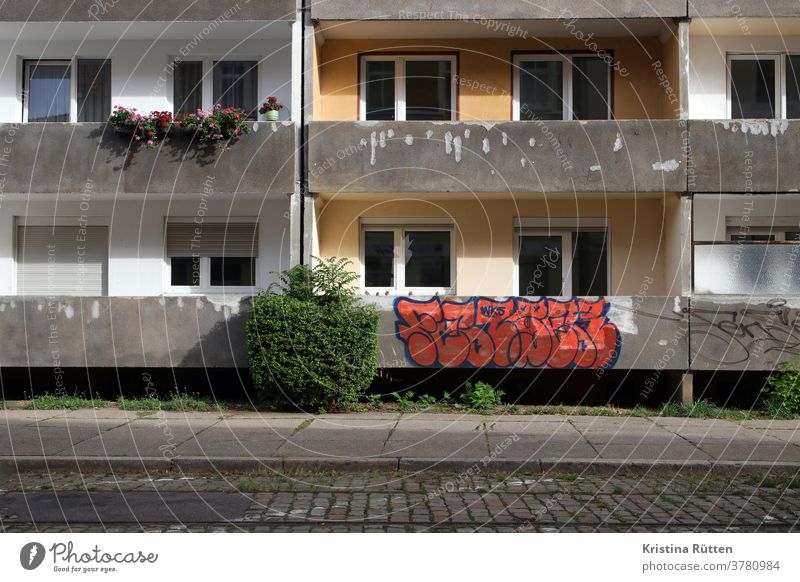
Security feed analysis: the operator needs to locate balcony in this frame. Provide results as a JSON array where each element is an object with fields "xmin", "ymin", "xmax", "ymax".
[
  {"xmin": 312, "ymin": 0, "xmax": 686, "ymax": 20},
  {"xmin": 368, "ymin": 295, "xmax": 688, "ymax": 370},
  {"xmin": 689, "ymin": 120, "xmax": 800, "ymax": 193},
  {"xmin": 690, "ymin": 0, "xmax": 800, "ymax": 18},
  {"xmin": 0, "ymin": 0, "xmax": 296, "ymax": 22},
  {"xmin": 0, "ymin": 296, "xmax": 250, "ymax": 368},
  {"xmin": 0, "ymin": 122, "xmax": 296, "ymax": 196},
  {"xmin": 308, "ymin": 120, "xmax": 687, "ymax": 194}
]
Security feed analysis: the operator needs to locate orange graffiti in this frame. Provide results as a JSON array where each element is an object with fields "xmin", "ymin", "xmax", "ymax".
[{"xmin": 394, "ymin": 297, "xmax": 621, "ymax": 369}]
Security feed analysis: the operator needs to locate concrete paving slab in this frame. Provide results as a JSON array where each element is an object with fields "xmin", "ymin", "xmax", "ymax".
[
  {"xmin": 383, "ymin": 430, "xmax": 490, "ymax": 458},
  {"xmin": 486, "ymin": 434, "xmax": 596, "ymax": 460},
  {"xmin": 60, "ymin": 421, "xmax": 221, "ymax": 457},
  {"xmin": 700, "ymin": 443, "xmax": 800, "ymax": 462},
  {"xmin": 174, "ymin": 432, "xmax": 287, "ymax": 457},
  {"xmin": 739, "ymin": 419, "xmax": 800, "ymax": 429},
  {"xmin": 2, "ymin": 410, "xmax": 68, "ymax": 424},
  {"xmin": 1, "ymin": 426, "xmax": 119, "ymax": 456},
  {"xmin": 278, "ymin": 437, "xmax": 388, "ymax": 458},
  {"xmin": 64, "ymin": 409, "xmax": 140, "ymax": 420},
  {"xmin": 596, "ymin": 443, "xmax": 714, "ymax": 461}
]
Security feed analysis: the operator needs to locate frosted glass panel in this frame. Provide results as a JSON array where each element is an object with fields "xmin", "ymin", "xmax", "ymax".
[{"xmin": 695, "ymin": 244, "xmax": 800, "ymax": 295}]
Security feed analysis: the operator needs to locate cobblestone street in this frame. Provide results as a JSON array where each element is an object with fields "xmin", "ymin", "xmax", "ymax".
[{"xmin": 1, "ymin": 470, "xmax": 798, "ymax": 532}]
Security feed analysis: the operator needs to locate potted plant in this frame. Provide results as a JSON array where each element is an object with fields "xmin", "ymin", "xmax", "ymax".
[
  {"xmin": 259, "ymin": 96, "xmax": 283, "ymax": 121},
  {"xmin": 175, "ymin": 104, "xmax": 251, "ymax": 149},
  {"xmin": 107, "ymin": 106, "xmax": 173, "ymax": 149}
]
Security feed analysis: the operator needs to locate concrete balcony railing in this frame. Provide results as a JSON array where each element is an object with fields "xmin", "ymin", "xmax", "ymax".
[
  {"xmin": 0, "ymin": 296, "xmax": 250, "ymax": 369},
  {"xmin": 0, "ymin": 0, "xmax": 296, "ymax": 22},
  {"xmin": 4, "ymin": 293, "xmax": 792, "ymax": 372},
  {"xmin": 689, "ymin": 119, "xmax": 800, "ymax": 194},
  {"xmin": 690, "ymin": 0, "xmax": 800, "ymax": 18},
  {"xmin": 0, "ymin": 122, "xmax": 296, "ymax": 196},
  {"xmin": 308, "ymin": 120, "xmax": 687, "ymax": 194},
  {"xmin": 690, "ymin": 296, "xmax": 800, "ymax": 371},
  {"xmin": 312, "ymin": 0, "xmax": 686, "ymax": 20}
]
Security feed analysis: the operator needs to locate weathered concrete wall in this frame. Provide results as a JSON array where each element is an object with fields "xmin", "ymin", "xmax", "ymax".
[
  {"xmin": 0, "ymin": 1, "xmax": 296, "ymax": 22},
  {"xmin": 690, "ymin": 297, "xmax": 800, "ymax": 372},
  {"xmin": 690, "ymin": 0, "xmax": 800, "ymax": 17},
  {"xmin": 688, "ymin": 120, "xmax": 797, "ymax": 193},
  {"xmin": 309, "ymin": 121, "xmax": 687, "ymax": 193},
  {"xmin": 4, "ymin": 293, "xmax": 795, "ymax": 373},
  {"xmin": 0, "ymin": 297, "xmax": 250, "ymax": 368},
  {"xmin": 312, "ymin": 1, "xmax": 687, "ymax": 20},
  {"xmin": 0, "ymin": 122, "xmax": 296, "ymax": 195},
  {"xmin": 369, "ymin": 295, "xmax": 689, "ymax": 371}
]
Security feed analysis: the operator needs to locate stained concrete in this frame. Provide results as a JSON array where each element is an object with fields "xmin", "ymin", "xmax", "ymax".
[
  {"xmin": 690, "ymin": 0, "xmax": 800, "ymax": 18},
  {"xmin": 0, "ymin": 296, "xmax": 251, "ymax": 368},
  {"xmin": 690, "ymin": 296, "xmax": 800, "ymax": 371},
  {"xmin": 0, "ymin": 0, "xmax": 296, "ymax": 22},
  {"xmin": 309, "ymin": 120, "xmax": 687, "ymax": 193},
  {"xmin": 688, "ymin": 120, "xmax": 799, "ymax": 193},
  {"xmin": 312, "ymin": 1, "xmax": 687, "ymax": 20},
  {"xmin": 373, "ymin": 295, "xmax": 690, "ymax": 370},
  {"xmin": 0, "ymin": 122, "xmax": 296, "ymax": 195}
]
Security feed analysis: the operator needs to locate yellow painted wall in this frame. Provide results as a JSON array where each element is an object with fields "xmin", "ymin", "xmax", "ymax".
[
  {"xmin": 316, "ymin": 195, "xmax": 671, "ymax": 296},
  {"xmin": 316, "ymin": 37, "xmax": 677, "ymax": 121}
]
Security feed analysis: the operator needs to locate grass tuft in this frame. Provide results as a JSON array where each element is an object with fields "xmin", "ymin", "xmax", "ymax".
[{"xmin": 25, "ymin": 394, "xmax": 110, "ymax": 410}]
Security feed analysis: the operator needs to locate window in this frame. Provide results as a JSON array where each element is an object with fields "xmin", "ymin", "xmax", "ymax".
[
  {"xmin": 24, "ymin": 59, "xmax": 111, "ymax": 123},
  {"xmin": 171, "ymin": 59, "xmax": 259, "ymax": 118},
  {"xmin": 726, "ymin": 224, "xmax": 800, "ymax": 242},
  {"xmin": 24, "ymin": 61, "xmax": 70, "ymax": 122},
  {"xmin": 728, "ymin": 53, "xmax": 800, "ymax": 119},
  {"xmin": 77, "ymin": 59, "xmax": 111, "ymax": 122},
  {"xmin": 173, "ymin": 61, "xmax": 204, "ymax": 114},
  {"xmin": 361, "ymin": 223, "xmax": 454, "ymax": 293},
  {"xmin": 514, "ymin": 54, "xmax": 611, "ymax": 121},
  {"xmin": 16, "ymin": 223, "xmax": 108, "ymax": 295},
  {"xmin": 515, "ymin": 222, "xmax": 609, "ymax": 296},
  {"xmin": 360, "ymin": 55, "xmax": 456, "ymax": 121},
  {"xmin": 166, "ymin": 221, "xmax": 258, "ymax": 291},
  {"xmin": 213, "ymin": 61, "xmax": 258, "ymax": 118}
]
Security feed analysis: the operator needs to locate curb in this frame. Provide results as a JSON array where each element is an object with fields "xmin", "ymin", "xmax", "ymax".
[{"xmin": 2, "ymin": 456, "xmax": 800, "ymax": 476}]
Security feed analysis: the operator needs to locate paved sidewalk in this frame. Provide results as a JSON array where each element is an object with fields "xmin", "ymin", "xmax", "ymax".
[{"xmin": 2, "ymin": 409, "xmax": 800, "ymax": 475}]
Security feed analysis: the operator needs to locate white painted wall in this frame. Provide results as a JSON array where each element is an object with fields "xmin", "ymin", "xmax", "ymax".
[
  {"xmin": 0, "ymin": 197, "xmax": 291, "ymax": 296},
  {"xmin": 688, "ymin": 34, "xmax": 800, "ymax": 118},
  {"xmin": 0, "ymin": 38, "xmax": 293, "ymax": 122},
  {"xmin": 694, "ymin": 193, "xmax": 800, "ymax": 240}
]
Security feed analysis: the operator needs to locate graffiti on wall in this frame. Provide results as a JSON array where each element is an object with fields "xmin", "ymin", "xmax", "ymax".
[
  {"xmin": 394, "ymin": 296, "xmax": 621, "ymax": 369},
  {"xmin": 691, "ymin": 299, "xmax": 800, "ymax": 367}
]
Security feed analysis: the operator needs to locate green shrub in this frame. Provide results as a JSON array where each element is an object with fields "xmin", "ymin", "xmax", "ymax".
[
  {"xmin": 246, "ymin": 258, "xmax": 379, "ymax": 410},
  {"xmin": 461, "ymin": 381, "xmax": 504, "ymax": 412},
  {"xmin": 763, "ymin": 357, "xmax": 800, "ymax": 417}
]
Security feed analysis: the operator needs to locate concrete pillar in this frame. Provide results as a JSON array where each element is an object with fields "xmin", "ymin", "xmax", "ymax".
[
  {"xmin": 680, "ymin": 373, "xmax": 694, "ymax": 404},
  {"xmin": 679, "ymin": 194, "xmax": 693, "ymax": 296},
  {"xmin": 678, "ymin": 18, "xmax": 690, "ymax": 120}
]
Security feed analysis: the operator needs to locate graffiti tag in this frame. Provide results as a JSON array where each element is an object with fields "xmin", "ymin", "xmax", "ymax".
[{"xmin": 394, "ymin": 296, "xmax": 621, "ymax": 369}]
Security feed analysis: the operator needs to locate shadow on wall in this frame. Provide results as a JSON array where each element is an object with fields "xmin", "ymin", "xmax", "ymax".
[{"xmin": 90, "ymin": 125, "xmax": 233, "ymax": 172}]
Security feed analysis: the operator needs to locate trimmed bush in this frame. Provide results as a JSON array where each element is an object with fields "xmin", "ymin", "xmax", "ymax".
[
  {"xmin": 762, "ymin": 356, "xmax": 800, "ymax": 417},
  {"xmin": 246, "ymin": 259, "xmax": 379, "ymax": 410}
]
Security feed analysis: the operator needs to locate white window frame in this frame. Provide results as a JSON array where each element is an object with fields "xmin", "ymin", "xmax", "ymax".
[
  {"xmin": 512, "ymin": 53, "xmax": 612, "ymax": 121},
  {"xmin": 360, "ymin": 218, "xmax": 455, "ymax": 295},
  {"xmin": 725, "ymin": 216, "xmax": 800, "ymax": 241},
  {"xmin": 163, "ymin": 217, "xmax": 259, "ymax": 295},
  {"xmin": 359, "ymin": 55, "xmax": 457, "ymax": 121},
  {"xmin": 167, "ymin": 56, "xmax": 261, "ymax": 114},
  {"xmin": 22, "ymin": 57, "xmax": 112, "ymax": 123},
  {"xmin": 513, "ymin": 217, "xmax": 611, "ymax": 297},
  {"xmin": 727, "ymin": 53, "xmax": 787, "ymax": 119}
]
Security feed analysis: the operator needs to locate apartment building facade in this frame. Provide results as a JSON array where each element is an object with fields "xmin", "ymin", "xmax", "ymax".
[{"xmin": 0, "ymin": 1, "xmax": 797, "ymax": 401}]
